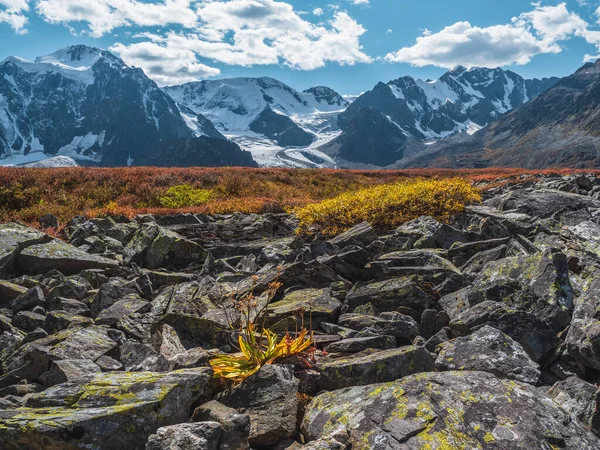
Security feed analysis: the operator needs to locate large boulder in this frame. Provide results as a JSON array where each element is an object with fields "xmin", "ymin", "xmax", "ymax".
[
  {"xmin": 473, "ymin": 250, "xmax": 574, "ymax": 331},
  {"xmin": 2, "ymin": 326, "xmax": 117, "ymax": 383},
  {"xmin": 450, "ymin": 300, "xmax": 560, "ymax": 362},
  {"xmin": 219, "ymin": 364, "xmax": 298, "ymax": 448},
  {"xmin": 318, "ymin": 346, "xmax": 435, "ymax": 391},
  {"xmin": 0, "ymin": 281, "xmax": 28, "ymax": 303},
  {"xmin": 44, "ymin": 359, "xmax": 102, "ymax": 387},
  {"xmin": 548, "ymin": 376, "xmax": 600, "ymax": 435},
  {"xmin": 145, "ymin": 422, "xmax": 221, "ymax": 450},
  {"xmin": 485, "ymin": 188, "xmax": 600, "ymax": 218},
  {"xmin": 393, "ymin": 216, "xmax": 472, "ymax": 249},
  {"xmin": 123, "ymin": 224, "xmax": 209, "ymax": 269},
  {"xmin": 0, "ymin": 223, "xmax": 49, "ymax": 277},
  {"xmin": 566, "ymin": 278, "xmax": 600, "ymax": 371},
  {"xmin": 192, "ymin": 400, "xmax": 251, "ymax": 450},
  {"xmin": 151, "ymin": 281, "xmax": 230, "ymax": 346},
  {"xmin": 435, "ymin": 325, "xmax": 541, "ymax": 385},
  {"xmin": 328, "ymin": 221, "xmax": 377, "ymax": 248},
  {"xmin": 302, "ymin": 371, "xmax": 600, "ymax": 449},
  {"xmin": 268, "ymin": 287, "xmax": 342, "ymax": 326},
  {"xmin": 17, "ymin": 240, "xmax": 119, "ymax": 275},
  {"xmin": 95, "ymin": 296, "xmax": 150, "ymax": 326},
  {"xmin": 338, "ymin": 312, "xmax": 420, "ymax": 344},
  {"xmin": 0, "ymin": 368, "xmax": 212, "ymax": 450},
  {"xmin": 342, "ymin": 277, "xmax": 435, "ymax": 316}
]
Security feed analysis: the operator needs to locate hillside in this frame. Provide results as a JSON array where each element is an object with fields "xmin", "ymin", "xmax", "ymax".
[{"xmin": 2, "ymin": 171, "xmax": 600, "ymax": 448}]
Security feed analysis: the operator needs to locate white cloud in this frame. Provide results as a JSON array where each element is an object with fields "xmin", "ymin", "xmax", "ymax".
[
  {"xmin": 109, "ymin": 40, "xmax": 220, "ymax": 85},
  {"xmin": 36, "ymin": 0, "xmax": 198, "ymax": 37},
  {"xmin": 0, "ymin": 0, "xmax": 29, "ymax": 33},
  {"xmin": 13, "ymin": 0, "xmax": 370, "ymax": 85},
  {"xmin": 110, "ymin": 0, "xmax": 371, "ymax": 85},
  {"xmin": 352, "ymin": 0, "xmax": 369, "ymax": 4},
  {"xmin": 386, "ymin": 2, "xmax": 600, "ymax": 69},
  {"xmin": 514, "ymin": 2, "xmax": 588, "ymax": 43}
]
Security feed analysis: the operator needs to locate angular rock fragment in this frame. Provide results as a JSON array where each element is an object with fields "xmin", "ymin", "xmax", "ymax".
[
  {"xmin": 18, "ymin": 240, "xmax": 119, "ymax": 275},
  {"xmin": 435, "ymin": 325, "xmax": 541, "ymax": 384},
  {"xmin": 0, "ymin": 368, "xmax": 212, "ymax": 450},
  {"xmin": 318, "ymin": 345, "xmax": 434, "ymax": 390},
  {"xmin": 303, "ymin": 371, "xmax": 600, "ymax": 449},
  {"xmin": 219, "ymin": 365, "xmax": 298, "ymax": 447}
]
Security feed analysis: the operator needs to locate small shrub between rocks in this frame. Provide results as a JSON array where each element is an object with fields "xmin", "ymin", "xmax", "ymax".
[
  {"xmin": 159, "ymin": 185, "xmax": 215, "ymax": 208},
  {"xmin": 295, "ymin": 177, "xmax": 481, "ymax": 235},
  {"xmin": 210, "ymin": 271, "xmax": 313, "ymax": 383}
]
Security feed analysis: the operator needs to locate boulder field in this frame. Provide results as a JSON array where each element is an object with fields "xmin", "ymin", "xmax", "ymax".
[{"xmin": 2, "ymin": 174, "xmax": 600, "ymax": 448}]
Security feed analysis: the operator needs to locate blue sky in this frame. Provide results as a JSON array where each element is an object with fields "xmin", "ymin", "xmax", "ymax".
[{"xmin": 2, "ymin": 0, "xmax": 600, "ymax": 94}]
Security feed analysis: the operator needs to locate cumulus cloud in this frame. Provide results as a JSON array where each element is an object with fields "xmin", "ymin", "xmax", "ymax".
[
  {"xmin": 352, "ymin": 0, "xmax": 369, "ymax": 5},
  {"xmin": 386, "ymin": 2, "xmax": 600, "ymax": 68},
  {"xmin": 0, "ymin": 0, "xmax": 30, "ymax": 33},
  {"xmin": 109, "ymin": 41, "xmax": 221, "ymax": 85},
  {"xmin": 5, "ymin": 0, "xmax": 370, "ymax": 85},
  {"xmin": 36, "ymin": 0, "xmax": 198, "ymax": 37},
  {"xmin": 109, "ymin": 0, "xmax": 371, "ymax": 85}
]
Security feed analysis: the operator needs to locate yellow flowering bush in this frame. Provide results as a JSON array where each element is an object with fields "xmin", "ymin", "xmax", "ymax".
[{"xmin": 295, "ymin": 177, "xmax": 481, "ymax": 235}]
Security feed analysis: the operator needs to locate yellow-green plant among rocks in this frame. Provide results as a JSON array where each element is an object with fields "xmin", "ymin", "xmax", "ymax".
[{"xmin": 210, "ymin": 269, "xmax": 313, "ymax": 382}]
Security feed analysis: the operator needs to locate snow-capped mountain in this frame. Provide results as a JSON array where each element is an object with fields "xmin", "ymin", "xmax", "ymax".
[
  {"xmin": 302, "ymin": 86, "xmax": 349, "ymax": 111},
  {"xmin": 0, "ymin": 45, "xmax": 255, "ymax": 167},
  {"xmin": 164, "ymin": 77, "xmax": 348, "ymax": 167},
  {"xmin": 399, "ymin": 59, "xmax": 600, "ymax": 169},
  {"xmin": 338, "ymin": 66, "xmax": 559, "ymax": 140},
  {"xmin": 164, "ymin": 77, "xmax": 348, "ymax": 132}
]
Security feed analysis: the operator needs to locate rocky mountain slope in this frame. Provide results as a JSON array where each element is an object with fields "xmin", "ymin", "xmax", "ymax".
[
  {"xmin": 340, "ymin": 66, "xmax": 558, "ymax": 140},
  {"xmin": 0, "ymin": 45, "xmax": 255, "ymax": 168},
  {"xmin": 164, "ymin": 77, "xmax": 349, "ymax": 167},
  {"xmin": 3, "ymin": 175, "xmax": 600, "ymax": 448},
  {"xmin": 398, "ymin": 60, "xmax": 600, "ymax": 169},
  {"xmin": 320, "ymin": 106, "xmax": 408, "ymax": 166},
  {"xmin": 324, "ymin": 67, "xmax": 558, "ymax": 168},
  {"xmin": 480, "ymin": 59, "xmax": 600, "ymax": 167}
]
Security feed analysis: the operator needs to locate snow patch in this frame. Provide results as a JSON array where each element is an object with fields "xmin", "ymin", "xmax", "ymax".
[
  {"xmin": 3, "ymin": 56, "xmax": 96, "ymax": 85},
  {"xmin": 57, "ymin": 132, "xmax": 105, "ymax": 161},
  {"xmin": 20, "ymin": 156, "xmax": 78, "ymax": 168}
]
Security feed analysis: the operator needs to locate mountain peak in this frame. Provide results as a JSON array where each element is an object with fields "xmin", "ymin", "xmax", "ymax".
[
  {"xmin": 448, "ymin": 65, "xmax": 468, "ymax": 74},
  {"xmin": 35, "ymin": 45, "xmax": 122, "ymax": 70},
  {"xmin": 574, "ymin": 59, "xmax": 600, "ymax": 76}
]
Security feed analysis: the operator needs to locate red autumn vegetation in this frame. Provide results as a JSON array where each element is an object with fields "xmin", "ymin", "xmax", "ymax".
[{"xmin": 0, "ymin": 166, "xmax": 597, "ymax": 227}]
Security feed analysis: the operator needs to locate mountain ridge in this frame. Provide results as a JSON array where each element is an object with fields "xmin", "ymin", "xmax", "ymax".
[
  {"xmin": 0, "ymin": 45, "xmax": 256, "ymax": 167},
  {"xmin": 397, "ymin": 59, "xmax": 600, "ymax": 169}
]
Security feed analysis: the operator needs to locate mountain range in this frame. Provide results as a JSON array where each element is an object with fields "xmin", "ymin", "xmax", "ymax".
[
  {"xmin": 0, "ymin": 45, "xmax": 255, "ymax": 167},
  {"xmin": 3, "ymin": 44, "xmax": 600, "ymax": 169},
  {"xmin": 397, "ymin": 59, "xmax": 600, "ymax": 169}
]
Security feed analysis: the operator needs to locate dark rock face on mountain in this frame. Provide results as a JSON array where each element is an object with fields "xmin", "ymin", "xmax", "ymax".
[
  {"xmin": 320, "ymin": 106, "xmax": 407, "ymax": 166},
  {"xmin": 148, "ymin": 136, "xmax": 257, "ymax": 167},
  {"xmin": 302, "ymin": 86, "xmax": 349, "ymax": 110},
  {"xmin": 338, "ymin": 66, "xmax": 558, "ymax": 140},
  {"xmin": 0, "ymin": 45, "xmax": 255, "ymax": 167},
  {"xmin": 480, "ymin": 60, "xmax": 600, "ymax": 168},
  {"xmin": 3, "ymin": 175, "xmax": 600, "ymax": 448},
  {"xmin": 249, "ymin": 107, "xmax": 315, "ymax": 147},
  {"xmin": 400, "ymin": 60, "xmax": 600, "ymax": 169}
]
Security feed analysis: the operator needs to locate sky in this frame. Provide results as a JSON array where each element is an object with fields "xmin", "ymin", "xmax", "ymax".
[{"xmin": 2, "ymin": 0, "xmax": 600, "ymax": 94}]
